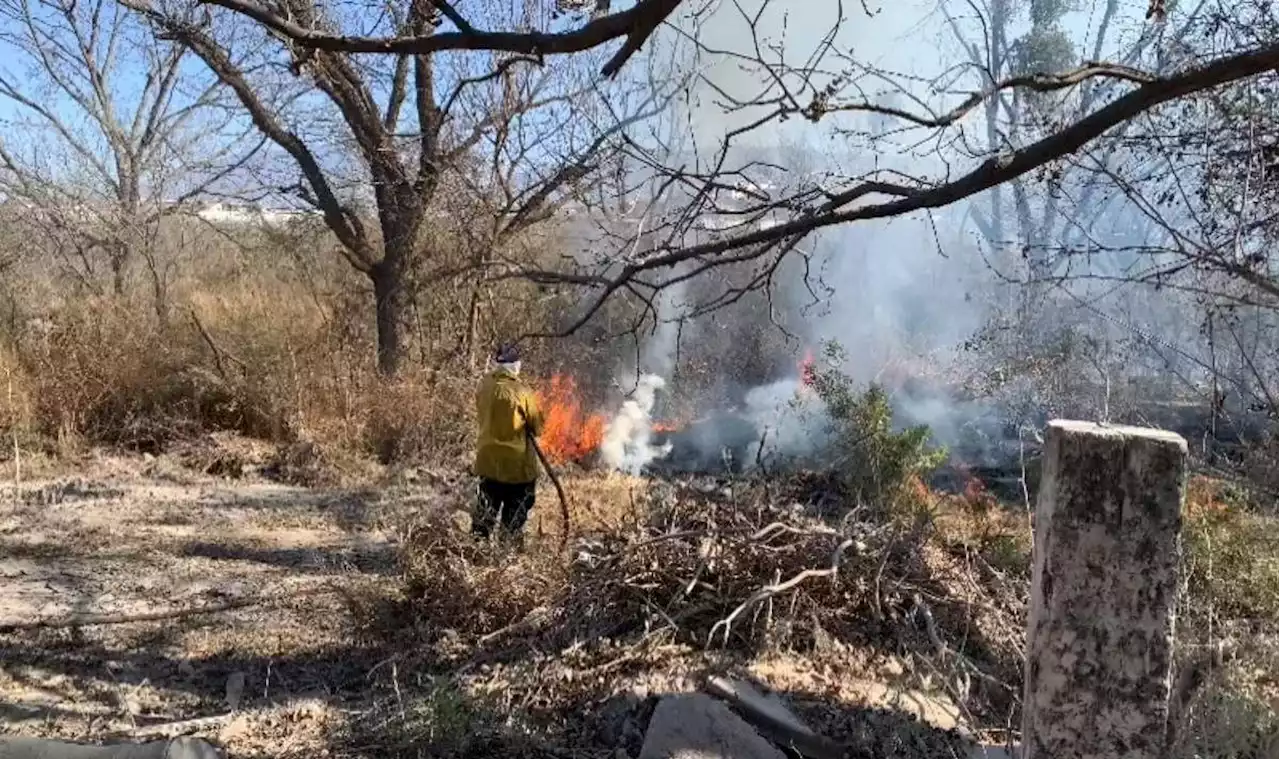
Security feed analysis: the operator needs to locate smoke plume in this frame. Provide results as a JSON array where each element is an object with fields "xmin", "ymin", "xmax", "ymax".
[
  {"xmin": 582, "ymin": 0, "xmax": 1276, "ymax": 477},
  {"xmin": 600, "ymin": 374, "xmax": 673, "ymax": 474},
  {"xmin": 741, "ymin": 378, "xmax": 831, "ymax": 467}
]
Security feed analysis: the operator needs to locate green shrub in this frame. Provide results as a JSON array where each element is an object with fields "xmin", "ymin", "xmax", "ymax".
[{"xmin": 807, "ymin": 342, "xmax": 948, "ymax": 508}]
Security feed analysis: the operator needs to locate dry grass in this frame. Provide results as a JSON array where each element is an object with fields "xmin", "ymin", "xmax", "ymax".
[
  {"xmin": 0, "ymin": 445, "xmax": 1273, "ymax": 757},
  {"xmin": 343, "ymin": 468, "xmax": 1277, "ymax": 756},
  {"xmin": 0, "ymin": 218, "xmax": 628, "ymax": 477},
  {"xmin": 1184, "ymin": 475, "xmax": 1279, "ymax": 625},
  {"xmin": 1168, "ymin": 475, "xmax": 1280, "ymax": 759},
  {"xmin": 379, "ymin": 475, "xmax": 1028, "ymax": 735},
  {"xmin": 1172, "ymin": 635, "xmax": 1279, "ymax": 759}
]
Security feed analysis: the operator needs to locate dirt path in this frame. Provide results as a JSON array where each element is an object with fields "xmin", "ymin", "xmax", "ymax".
[{"xmin": 0, "ymin": 457, "xmax": 436, "ymax": 756}]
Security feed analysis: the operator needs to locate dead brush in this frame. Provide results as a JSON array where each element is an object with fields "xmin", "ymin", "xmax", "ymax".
[
  {"xmin": 395, "ymin": 513, "xmax": 570, "ymax": 645},
  {"xmin": 16, "ymin": 297, "xmax": 291, "ymax": 452},
  {"xmin": 386, "ymin": 475, "xmax": 1027, "ymax": 724},
  {"xmin": 361, "ymin": 372, "xmax": 474, "ymax": 465},
  {"xmin": 560, "ymin": 490, "xmax": 1024, "ymax": 706}
]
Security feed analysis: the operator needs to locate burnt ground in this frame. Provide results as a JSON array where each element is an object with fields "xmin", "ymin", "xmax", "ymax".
[{"xmin": 0, "ymin": 452, "xmax": 987, "ymax": 758}]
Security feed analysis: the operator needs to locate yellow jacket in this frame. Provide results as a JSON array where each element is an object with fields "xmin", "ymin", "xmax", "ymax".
[{"xmin": 474, "ymin": 368, "xmax": 544, "ymax": 483}]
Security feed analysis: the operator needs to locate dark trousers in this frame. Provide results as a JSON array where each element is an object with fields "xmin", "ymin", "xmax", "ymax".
[{"xmin": 472, "ymin": 478, "xmax": 536, "ymax": 542}]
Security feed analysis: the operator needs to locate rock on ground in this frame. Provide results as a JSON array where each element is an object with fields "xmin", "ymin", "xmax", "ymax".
[{"xmin": 637, "ymin": 694, "xmax": 785, "ymax": 759}]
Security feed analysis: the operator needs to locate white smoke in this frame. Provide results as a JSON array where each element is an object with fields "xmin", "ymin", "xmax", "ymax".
[
  {"xmin": 642, "ymin": 283, "xmax": 684, "ymax": 378},
  {"xmin": 742, "ymin": 379, "xmax": 831, "ymax": 466},
  {"xmin": 600, "ymin": 374, "xmax": 674, "ymax": 474}
]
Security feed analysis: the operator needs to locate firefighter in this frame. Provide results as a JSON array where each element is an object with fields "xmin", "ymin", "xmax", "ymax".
[{"xmin": 473, "ymin": 343, "xmax": 544, "ymax": 544}]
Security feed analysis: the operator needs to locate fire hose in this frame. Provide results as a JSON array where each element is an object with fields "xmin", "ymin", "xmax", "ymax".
[{"xmin": 525, "ymin": 428, "xmax": 571, "ymax": 549}]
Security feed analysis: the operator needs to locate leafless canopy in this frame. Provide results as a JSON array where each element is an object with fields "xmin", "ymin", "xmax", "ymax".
[
  {"xmin": 520, "ymin": 20, "xmax": 1276, "ymax": 339},
  {"xmin": 118, "ymin": 0, "xmax": 1276, "ymax": 351},
  {"xmin": 0, "ymin": 0, "xmax": 259, "ymax": 301}
]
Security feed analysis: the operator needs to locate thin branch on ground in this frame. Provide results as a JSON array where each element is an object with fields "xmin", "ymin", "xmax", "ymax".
[{"xmin": 707, "ymin": 537, "xmax": 854, "ymax": 648}]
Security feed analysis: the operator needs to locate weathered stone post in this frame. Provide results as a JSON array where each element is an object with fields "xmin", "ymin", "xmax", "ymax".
[{"xmin": 1022, "ymin": 420, "xmax": 1187, "ymax": 759}]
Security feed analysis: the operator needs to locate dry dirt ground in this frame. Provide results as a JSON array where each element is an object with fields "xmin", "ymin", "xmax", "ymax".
[
  {"xmin": 0, "ymin": 453, "xmax": 976, "ymax": 758},
  {"xmin": 0, "ymin": 452, "xmax": 422, "ymax": 756}
]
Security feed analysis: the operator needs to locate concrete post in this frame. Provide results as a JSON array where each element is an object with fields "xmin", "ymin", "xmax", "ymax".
[{"xmin": 1022, "ymin": 420, "xmax": 1187, "ymax": 759}]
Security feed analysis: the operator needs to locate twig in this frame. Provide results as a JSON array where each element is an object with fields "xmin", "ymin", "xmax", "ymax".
[
  {"xmin": 754, "ymin": 427, "xmax": 769, "ymax": 473},
  {"xmin": 912, "ymin": 592, "xmax": 948, "ymax": 656},
  {"xmin": 707, "ymin": 537, "xmax": 854, "ymax": 647},
  {"xmin": 1018, "ymin": 427, "xmax": 1034, "ymax": 536},
  {"xmin": 612, "ymin": 522, "xmax": 834, "ymax": 560},
  {"xmin": 912, "ymin": 594, "xmax": 1013, "ymax": 691},
  {"xmin": 102, "ymin": 664, "xmax": 141, "ymax": 731},
  {"xmin": 477, "ymin": 603, "xmax": 552, "ymax": 645},
  {"xmin": 188, "ymin": 307, "xmax": 247, "ymax": 381},
  {"xmin": 391, "ymin": 661, "xmax": 406, "ymax": 724},
  {"xmin": 122, "ymin": 713, "xmax": 236, "ymax": 738},
  {"xmin": 871, "ymin": 538, "xmax": 894, "ymax": 622},
  {"xmin": 613, "ymin": 527, "xmax": 748, "ymax": 556},
  {"xmin": 527, "ymin": 432, "xmax": 571, "ymax": 549}
]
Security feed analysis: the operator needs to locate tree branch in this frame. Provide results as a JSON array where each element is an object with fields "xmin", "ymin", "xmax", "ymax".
[
  {"xmin": 121, "ymin": 0, "xmax": 375, "ymax": 269},
  {"xmin": 184, "ymin": 0, "xmax": 683, "ymax": 77},
  {"xmin": 522, "ymin": 43, "xmax": 1278, "ymax": 337},
  {"xmin": 805, "ymin": 61, "xmax": 1160, "ymax": 128}
]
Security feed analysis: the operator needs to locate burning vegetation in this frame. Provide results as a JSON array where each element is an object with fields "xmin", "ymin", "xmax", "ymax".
[
  {"xmin": 531, "ymin": 346, "xmax": 837, "ymax": 478},
  {"xmin": 535, "ymin": 374, "xmax": 605, "ymax": 465}
]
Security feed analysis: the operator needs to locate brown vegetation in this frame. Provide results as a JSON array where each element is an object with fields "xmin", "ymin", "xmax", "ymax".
[
  {"xmin": 333, "ymin": 464, "xmax": 1271, "ymax": 756},
  {"xmin": 0, "ymin": 215, "xmax": 606, "ymax": 472}
]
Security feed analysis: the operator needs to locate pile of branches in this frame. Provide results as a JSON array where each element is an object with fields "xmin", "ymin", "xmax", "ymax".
[{"xmin": 392, "ymin": 477, "xmax": 1026, "ymax": 722}]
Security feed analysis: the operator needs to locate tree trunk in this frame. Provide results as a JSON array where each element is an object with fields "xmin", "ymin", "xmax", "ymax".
[
  {"xmin": 142, "ymin": 248, "xmax": 170, "ymax": 330},
  {"xmin": 463, "ymin": 278, "xmax": 482, "ymax": 370},
  {"xmin": 371, "ymin": 255, "xmax": 412, "ymax": 377},
  {"xmin": 369, "ymin": 182, "xmax": 425, "ymax": 378},
  {"xmin": 109, "ymin": 240, "xmax": 129, "ymax": 297}
]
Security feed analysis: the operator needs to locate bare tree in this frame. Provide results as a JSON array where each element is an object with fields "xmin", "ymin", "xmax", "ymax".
[
  {"xmin": 920, "ymin": 1, "xmax": 1168, "ymax": 412},
  {"xmin": 414, "ymin": 2, "xmax": 1267, "ymax": 342},
  {"xmin": 143, "ymin": 0, "xmax": 1274, "ymax": 347},
  {"xmin": 119, "ymin": 0, "xmax": 670, "ymax": 376},
  {"xmin": 0, "ymin": 0, "xmax": 259, "ymax": 309},
  {"xmin": 1041, "ymin": 0, "xmax": 1278, "ymax": 420}
]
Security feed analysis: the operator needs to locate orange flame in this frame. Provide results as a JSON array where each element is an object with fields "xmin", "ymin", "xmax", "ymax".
[
  {"xmin": 796, "ymin": 347, "xmax": 818, "ymax": 401},
  {"xmin": 799, "ymin": 348, "xmax": 815, "ymax": 387},
  {"xmin": 535, "ymin": 374, "xmax": 605, "ymax": 465},
  {"xmin": 957, "ymin": 463, "xmax": 998, "ymax": 512}
]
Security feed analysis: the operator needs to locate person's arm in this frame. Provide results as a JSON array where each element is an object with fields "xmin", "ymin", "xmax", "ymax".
[{"xmin": 521, "ymin": 386, "xmax": 545, "ymax": 437}]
